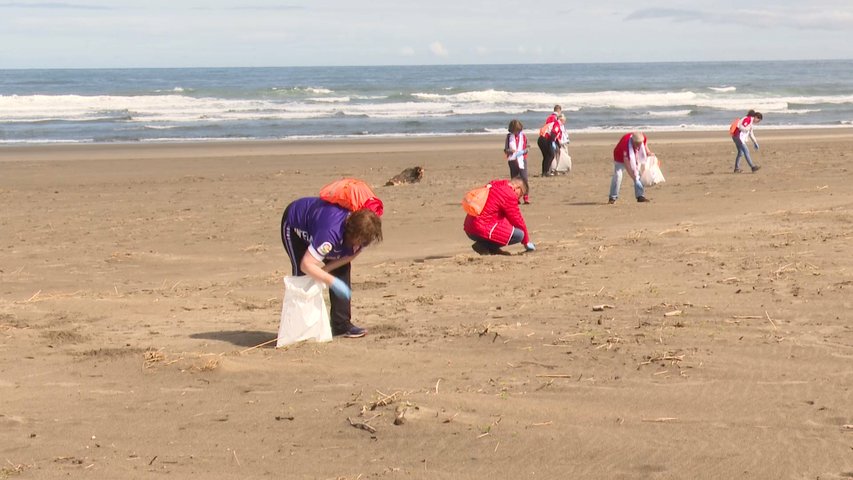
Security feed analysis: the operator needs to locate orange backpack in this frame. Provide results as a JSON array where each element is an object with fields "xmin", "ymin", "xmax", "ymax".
[
  {"xmin": 729, "ymin": 118, "xmax": 740, "ymax": 135},
  {"xmin": 462, "ymin": 183, "xmax": 491, "ymax": 216},
  {"xmin": 319, "ymin": 178, "xmax": 376, "ymax": 211}
]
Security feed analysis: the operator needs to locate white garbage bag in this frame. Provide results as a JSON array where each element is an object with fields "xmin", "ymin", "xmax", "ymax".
[
  {"xmin": 276, "ymin": 276, "xmax": 332, "ymax": 348},
  {"xmin": 555, "ymin": 144, "xmax": 572, "ymax": 173},
  {"xmin": 639, "ymin": 155, "xmax": 666, "ymax": 187}
]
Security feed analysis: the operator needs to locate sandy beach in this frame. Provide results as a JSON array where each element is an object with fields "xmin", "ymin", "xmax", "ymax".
[{"xmin": 1, "ymin": 129, "xmax": 852, "ymax": 479}]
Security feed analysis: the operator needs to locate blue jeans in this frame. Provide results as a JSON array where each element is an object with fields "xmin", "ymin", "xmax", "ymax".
[
  {"xmin": 609, "ymin": 162, "xmax": 644, "ymax": 200},
  {"xmin": 467, "ymin": 228, "xmax": 524, "ymax": 252},
  {"xmin": 733, "ymin": 136, "xmax": 755, "ymax": 170}
]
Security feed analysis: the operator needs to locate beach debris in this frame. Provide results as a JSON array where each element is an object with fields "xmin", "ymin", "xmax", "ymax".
[
  {"xmin": 369, "ymin": 391, "xmax": 399, "ymax": 410},
  {"xmin": 394, "ymin": 406, "xmax": 407, "ymax": 425},
  {"xmin": 347, "ymin": 417, "xmax": 377, "ymax": 434},
  {"xmin": 663, "ymin": 310, "xmax": 682, "ymax": 317},
  {"xmin": 385, "ymin": 166, "xmax": 424, "ymax": 186},
  {"xmin": 765, "ymin": 310, "xmax": 777, "ymax": 330},
  {"xmin": 592, "ymin": 304, "xmax": 615, "ymax": 311}
]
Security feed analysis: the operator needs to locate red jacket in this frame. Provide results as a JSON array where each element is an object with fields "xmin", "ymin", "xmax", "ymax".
[
  {"xmin": 463, "ymin": 180, "xmax": 530, "ymax": 245},
  {"xmin": 612, "ymin": 133, "xmax": 647, "ymax": 163},
  {"xmin": 540, "ymin": 114, "xmax": 563, "ymax": 142}
]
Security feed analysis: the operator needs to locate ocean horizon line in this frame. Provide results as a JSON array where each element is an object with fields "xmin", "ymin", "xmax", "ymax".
[{"xmin": 3, "ymin": 58, "xmax": 853, "ymax": 72}]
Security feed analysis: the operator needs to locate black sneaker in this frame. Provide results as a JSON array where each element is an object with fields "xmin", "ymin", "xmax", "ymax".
[
  {"xmin": 751, "ymin": 165, "xmax": 761, "ymax": 173},
  {"xmin": 472, "ymin": 242, "xmax": 492, "ymax": 255},
  {"xmin": 636, "ymin": 196, "xmax": 651, "ymax": 203},
  {"xmin": 608, "ymin": 197, "xmax": 616, "ymax": 204},
  {"xmin": 340, "ymin": 325, "xmax": 367, "ymax": 338}
]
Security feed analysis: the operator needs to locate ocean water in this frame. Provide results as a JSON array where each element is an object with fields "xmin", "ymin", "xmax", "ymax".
[{"xmin": 1, "ymin": 60, "xmax": 852, "ymax": 144}]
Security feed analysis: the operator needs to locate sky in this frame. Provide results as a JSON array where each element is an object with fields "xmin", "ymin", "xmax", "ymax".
[{"xmin": 1, "ymin": 0, "xmax": 852, "ymax": 69}]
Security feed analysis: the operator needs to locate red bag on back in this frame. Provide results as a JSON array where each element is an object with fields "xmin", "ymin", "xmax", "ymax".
[{"xmin": 319, "ymin": 178, "xmax": 382, "ymax": 216}]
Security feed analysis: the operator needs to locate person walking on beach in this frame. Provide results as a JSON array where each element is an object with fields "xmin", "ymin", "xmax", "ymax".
[
  {"xmin": 280, "ymin": 197, "xmax": 383, "ymax": 338},
  {"xmin": 464, "ymin": 178, "xmax": 535, "ymax": 255},
  {"xmin": 731, "ymin": 110, "xmax": 763, "ymax": 173},
  {"xmin": 504, "ymin": 119, "xmax": 530, "ymax": 204},
  {"xmin": 609, "ymin": 132, "xmax": 653, "ymax": 204},
  {"xmin": 538, "ymin": 105, "xmax": 564, "ymax": 177}
]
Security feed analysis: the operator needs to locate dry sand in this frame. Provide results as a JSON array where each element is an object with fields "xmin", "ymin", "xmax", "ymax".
[{"xmin": 1, "ymin": 129, "xmax": 852, "ymax": 479}]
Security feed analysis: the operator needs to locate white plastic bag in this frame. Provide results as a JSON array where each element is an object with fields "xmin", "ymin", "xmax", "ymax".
[
  {"xmin": 276, "ymin": 276, "xmax": 332, "ymax": 348},
  {"xmin": 555, "ymin": 144, "xmax": 572, "ymax": 173},
  {"xmin": 639, "ymin": 155, "xmax": 666, "ymax": 187}
]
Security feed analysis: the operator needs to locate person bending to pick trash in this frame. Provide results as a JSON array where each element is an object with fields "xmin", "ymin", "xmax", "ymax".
[
  {"xmin": 464, "ymin": 177, "xmax": 535, "ymax": 255},
  {"xmin": 731, "ymin": 110, "xmax": 763, "ymax": 173},
  {"xmin": 609, "ymin": 132, "xmax": 653, "ymax": 204},
  {"xmin": 280, "ymin": 197, "xmax": 383, "ymax": 338}
]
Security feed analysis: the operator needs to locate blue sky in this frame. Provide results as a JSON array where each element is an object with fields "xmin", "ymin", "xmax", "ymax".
[{"xmin": 1, "ymin": 0, "xmax": 852, "ymax": 68}]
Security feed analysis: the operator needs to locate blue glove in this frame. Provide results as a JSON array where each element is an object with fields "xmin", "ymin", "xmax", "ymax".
[
  {"xmin": 753, "ymin": 142, "xmax": 760, "ymax": 150},
  {"xmin": 329, "ymin": 278, "xmax": 352, "ymax": 300},
  {"xmin": 524, "ymin": 242, "xmax": 536, "ymax": 252}
]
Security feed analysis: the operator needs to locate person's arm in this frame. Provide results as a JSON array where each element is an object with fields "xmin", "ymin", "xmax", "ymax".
[
  {"xmin": 501, "ymin": 195, "xmax": 530, "ymax": 245},
  {"xmin": 299, "ymin": 253, "xmax": 338, "ymax": 287},
  {"xmin": 625, "ymin": 145, "xmax": 639, "ymax": 180},
  {"xmin": 322, "ymin": 250, "xmax": 360, "ymax": 273},
  {"xmin": 300, "ymin": 252, "xmax": 352, "ymax": 298},
  {"xmin": 748, "ymin": 128, "xmax": 759, "ymax": 149}
]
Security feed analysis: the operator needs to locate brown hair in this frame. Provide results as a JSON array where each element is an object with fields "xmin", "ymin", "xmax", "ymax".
[
  {"xmin": 508, "ymin": 119, "xmax": 523, "ymax": 133},
  {"xmin": 344, "ymin": 209, "xmax": 383, "ymax": 248}
]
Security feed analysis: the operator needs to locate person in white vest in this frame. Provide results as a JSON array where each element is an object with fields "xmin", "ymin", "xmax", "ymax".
[{"xmin": 504, "ymin": 119, "xmax": 530, "ymax": 204}]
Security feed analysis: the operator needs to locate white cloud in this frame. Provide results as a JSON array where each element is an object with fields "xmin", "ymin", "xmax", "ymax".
[
  {"xmin": 633, "ymin": 7, "xmax": 853, "ymax": 31},
  {"xmin": 429, "ymin": 41, "xmax": 448, "ymax": 57}
]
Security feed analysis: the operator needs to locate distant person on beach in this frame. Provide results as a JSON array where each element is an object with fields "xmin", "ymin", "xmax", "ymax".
[
  {"xmin": 280, "ymin": 197, "xmax": 383, "ymax": 338},
  {"xmin": 464, "ymin": 178, "xmax": 535, "ymax": 255},
  {"xmin": 504, "ymin": 119, "xmax": 530, "ymax": 204},
  {"xmin": 731, "ymin": 110, "xmax": 763, "ymax": 173},
  {"xmin": 551, "ymin": 114, "xmax": 571, "ymax": 175},
  {"xmin": 609, "ymin": 132, "xmax": 653, "ymax": 204},
  {"xmin": 538, "ymin": 105, "xmax": 564, "ymax": 177}
]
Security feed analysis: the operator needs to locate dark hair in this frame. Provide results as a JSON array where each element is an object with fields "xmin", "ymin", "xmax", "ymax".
[
  {"xmin": 344, "ymin": 209, "xmax": 382, "ymax": 248},
  {"xmin": 508, "ymin": 119, "xmax": 523, "ymax": 133},
  {"xmin": 554, "ymin": 105, "xmax": 562, "ymax": 112},
  {"xmin": 747, "ymin": 109, "xmax": 756, "ymax": 117},
  {"xmin": 754, "ymin": 112, "xmax": 763, "ymax": 120}
]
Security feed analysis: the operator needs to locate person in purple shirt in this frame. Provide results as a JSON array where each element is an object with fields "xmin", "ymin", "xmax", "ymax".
[{"xmin": 280, "ymin": 197, "xmax": 383, "ymax": 338}]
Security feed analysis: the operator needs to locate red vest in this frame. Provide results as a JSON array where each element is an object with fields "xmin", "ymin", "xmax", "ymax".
[{"xmin": 613, "ymin": 133, "xmax": 646, "ymax": 163}]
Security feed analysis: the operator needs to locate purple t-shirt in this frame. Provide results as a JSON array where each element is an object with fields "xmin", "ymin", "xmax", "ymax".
[{"xmin": 285, "ymin": 197, "xmax": 353, "ymax": 261}]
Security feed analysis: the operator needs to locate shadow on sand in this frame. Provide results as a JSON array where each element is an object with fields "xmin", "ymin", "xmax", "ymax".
[{"xmin": 190, "ymin": 330, "xmax": 276, "ymax": 348}]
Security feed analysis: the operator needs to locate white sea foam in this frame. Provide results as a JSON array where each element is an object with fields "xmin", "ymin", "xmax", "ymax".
[
  {"xmin": 646, "ymin": 110, "xmax": 692, "ymax": 118},
  {"xmin": 1, "ymin": 89, "xmax": 851, "ymax": 125},
  {"xmin": 709, "ymin": 86, "xmax": 736, "ymax": 93}
]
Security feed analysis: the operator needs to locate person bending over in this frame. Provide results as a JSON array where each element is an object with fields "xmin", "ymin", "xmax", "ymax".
[
  {"xmin": 464, "ymin": 177, "xmax": 535, "ymax": 255},
  {"xmin": 609, "ymin": 132, "xmax": 653, "ymax": 204},
  {"xmin": 281, "ymin": 198, "xmax": 382, "ymax": 338}
]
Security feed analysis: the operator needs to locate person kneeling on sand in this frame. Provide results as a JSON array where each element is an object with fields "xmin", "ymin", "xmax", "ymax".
[
  {"xmin": 609, "ymin": 132, "xmax": 654, "ymax": 204},
  {"xmin": 280, "ymin": 197, "xmax": 383, "ymax": 338},
  {"xmin": 464, "ymin": 177, "xmax": 535, "ymax": 255}
]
